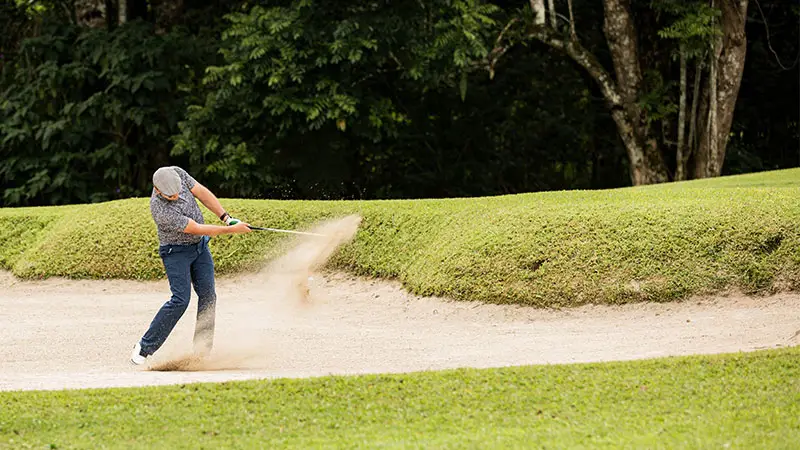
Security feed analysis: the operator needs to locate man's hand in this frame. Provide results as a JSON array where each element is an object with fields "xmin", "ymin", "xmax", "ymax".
[
  {"xmin": 228, "ymin": 222, "xmax": 251, "ymax": 234},
  {"xmin": 224, "ymin": 215, "xmax": 241, "ymax": 226}
]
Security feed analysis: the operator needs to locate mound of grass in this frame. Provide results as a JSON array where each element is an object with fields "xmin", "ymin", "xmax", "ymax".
[
  {"xmin": 1, "ymin": 346, "xmax": 798, "ymax": 448},
  {"xmin": 0, "ymin": 212, "xmax": 56, "ymax": 269},
  {"xmin": 1, "ymin": 168, "xmax": 799, "ymax": 306}
]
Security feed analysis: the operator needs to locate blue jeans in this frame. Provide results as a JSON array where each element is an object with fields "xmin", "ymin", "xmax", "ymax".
[{"xmin": 139, "ymin": 235, "xmax": 216, "ymax": 356}]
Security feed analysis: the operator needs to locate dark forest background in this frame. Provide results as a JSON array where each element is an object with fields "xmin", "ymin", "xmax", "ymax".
[{"xmin": 1, "ymin": 0, "xmax": 797, "ymax": 206}]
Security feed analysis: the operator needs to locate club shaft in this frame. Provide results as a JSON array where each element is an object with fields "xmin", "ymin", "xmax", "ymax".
[{"xmin": 247, "ymin": 226, "xmax": 326, "ymax": 237}]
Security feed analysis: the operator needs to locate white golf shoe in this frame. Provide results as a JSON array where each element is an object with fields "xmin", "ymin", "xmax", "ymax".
[{"xmin": 130, "ymin": 343, "xmax": 147, "ymax": 365}]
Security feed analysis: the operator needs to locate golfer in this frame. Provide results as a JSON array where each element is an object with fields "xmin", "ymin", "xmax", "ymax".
[{"xmin": 130, "ymin": 166, "xmax": 251, "ymax": 365}]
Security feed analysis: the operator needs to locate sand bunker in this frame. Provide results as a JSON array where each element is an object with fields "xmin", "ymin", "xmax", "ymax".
[{"xmin": 1, "ymin": 213, "xmax": 799, "ymax": 391}]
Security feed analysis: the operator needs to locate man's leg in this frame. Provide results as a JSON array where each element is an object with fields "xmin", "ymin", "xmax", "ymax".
[
  {"xmin": 191, "ymin": 236, "xmax": 217, "ymax": 355},
  {"xmin": 139, "ymin": 247, "xmax": 194, "ymax": 356}
]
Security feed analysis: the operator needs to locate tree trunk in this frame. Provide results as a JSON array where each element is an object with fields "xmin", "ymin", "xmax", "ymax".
[
  {"xmin": 118, "ymin": 0, "xmax": 127, "ymax": 25},
  {"xmin": 75, "ymin": 0, "xmax": 106, "ymax": 28},
  {"xmin": 694, "ymin": 0, "xmax": 748, "ymax": 178},
  {"xmin": 106, "ymin": 0, "xmax": 128, "ymax": 28},
  {"xmin": 602, "ymin": 0, "xmax": 668, "ymax": 183},
  {"xmin": 530, "ymin": 0, "xmax": 546, "ymax": 25},
  {"xmin": 547, "ymin": 0, "xmax": 556, "ymax": 28},
  {"xmin": 687, "ymin": 60, "xmax": 702, "ymax": 160},
  {"xmin": 522, "ymin": 0, "xmax": 675, "ymax": 185},
  {"xmin": 708, "ymin": 35, "xmax": 719, "ymax": 173},
  {"xmin": 676, "ymin": 46, "xmax": 688, "ymax": 180},
  {"xmin": 150, "ymin": 0, "xmax": 185, "ymax": 33},
  {"xmin": 527, "ymin": 27, "xmax": 664, "ymax": 185},
  {"xmin": 611, "ymin": 109, "xmax": 657, "ymax": 185}
]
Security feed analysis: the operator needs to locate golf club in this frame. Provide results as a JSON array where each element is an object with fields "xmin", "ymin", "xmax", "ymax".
[{"xmin": 247, "ymin": 225, "xmax": 327, "ymax": 237}]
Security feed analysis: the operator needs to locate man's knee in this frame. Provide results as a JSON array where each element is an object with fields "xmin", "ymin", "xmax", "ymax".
[
  {"xmin": 167, "ymin": 293, "xmax": 191, "ymax": 312},
  {"xmin": 195, "ymin": 285, "xmax": 216, "ymax": 301},
  {"xmin": 200, "ymin": 291, "xmax": 216, "ymax": 302}
]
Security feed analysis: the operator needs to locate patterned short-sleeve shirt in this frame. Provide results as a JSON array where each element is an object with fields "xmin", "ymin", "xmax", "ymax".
[{"xmin": 150, "ymin": 166, "xmax": 204, "ymax": 246}]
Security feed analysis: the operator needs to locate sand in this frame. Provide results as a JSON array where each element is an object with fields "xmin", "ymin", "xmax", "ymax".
[{"xmin": 0, "ymin": 214, "xmax": 798, "ymax": 392}]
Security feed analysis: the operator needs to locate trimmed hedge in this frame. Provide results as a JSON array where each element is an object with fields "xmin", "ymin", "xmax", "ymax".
[{"xmin": 2, "ymin": 168, "xmax": 799, "ymax": 307}]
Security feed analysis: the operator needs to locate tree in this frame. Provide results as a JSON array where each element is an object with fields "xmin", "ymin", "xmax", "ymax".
[
  {"xmin": 0, "ymin": 1, "xmax": 230, "ymax": 206},
  {"xmin": 173, "ymin": 0, "xmax": 503, "ymax": 198},
  {"xmin": 3, "ymin": 0, "xmax": 792, "ymax": 205},
  {"xmin": 74, "ymin": 0, "xmax": 185, "ymax": 30},
  {"xmin": 489, "ymin": 0, "xmax": 749, "ymax": 185},
  {"xmin": 724, "ymin": 1, "xmax": 800, "ymax": 175}
]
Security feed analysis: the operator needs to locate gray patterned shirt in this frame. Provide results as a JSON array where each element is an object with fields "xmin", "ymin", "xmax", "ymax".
[{"xmin": 150, "ymin": 166, "xmax": 204, "ymax": 246}]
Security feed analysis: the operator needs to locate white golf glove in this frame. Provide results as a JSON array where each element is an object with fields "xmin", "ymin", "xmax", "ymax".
[{"xmin": 221, "ymin": 212, "xmax": 241, "ymax": 226}]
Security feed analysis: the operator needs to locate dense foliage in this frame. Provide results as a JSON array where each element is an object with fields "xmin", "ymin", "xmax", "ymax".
[
  {"xmin": 0, "ymin": 19, "xmax": 211, "ymax": 204},
  {"xmin": 0, "ymin": 0, "xmax": 797, "ymax": 206}
]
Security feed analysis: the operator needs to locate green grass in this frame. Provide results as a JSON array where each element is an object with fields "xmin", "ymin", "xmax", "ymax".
[
  {"xmin": 1, "ymin": 346, "xmax": 798, "ymax": 448},
  {"xmin": 2, "ymin": 171, "xmax": 798, "ymax": 447},
  {"xmin": 2, "ymin": 168, "xmax": 800, "ymax": 306}
]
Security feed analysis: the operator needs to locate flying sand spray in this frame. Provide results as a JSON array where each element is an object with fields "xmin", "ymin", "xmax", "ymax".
[{"xmin": 146, "ymin": 214, "xmax": 361, "ymax": 372}]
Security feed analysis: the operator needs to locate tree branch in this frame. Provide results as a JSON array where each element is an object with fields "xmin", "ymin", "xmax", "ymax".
[
  {"xmin": 527, "ymin": 26, "xmax": 624, "ymax": 107},
  {"xmin": 526, "ymin": 26, "xmax": 649, "ymax": 182},
  {"xmin": 486, "ymin": 18, "xmax": 520, "ymax": 78},
  {"xmin": 567, "ymin": 0, "xmax": 576, "ymax": 40},
  {"xmin": 753, "ymin": 0, "xmax": 799, "ymax": 70},
  {"xmin": 488, "ymin": 22, "xmax": 625, "ymax": 108}
]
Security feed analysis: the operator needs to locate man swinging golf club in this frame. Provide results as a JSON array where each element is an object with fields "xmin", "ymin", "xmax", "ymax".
[{"xmin": 130, "ymin": 166, "xmax": 251, "ymax": 365}]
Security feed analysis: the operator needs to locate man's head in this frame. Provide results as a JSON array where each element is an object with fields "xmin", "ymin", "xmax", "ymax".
[{"xmin": 153, "ymin": 167, "xmax": 181, "ymax": 201}]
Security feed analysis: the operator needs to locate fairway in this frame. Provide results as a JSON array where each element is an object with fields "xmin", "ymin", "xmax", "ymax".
[{"xmin": 2, "ymin": 171, "xmax": 799, "ymax": 447}]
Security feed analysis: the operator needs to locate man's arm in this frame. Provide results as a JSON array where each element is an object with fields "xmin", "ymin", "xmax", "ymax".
[
  {"xmin": 183, "ymin": 219, "xmax": 251, "ymax": 237},
  {"xmin": 190, "ymin": 182, "xmax": 227, "ymax": 220}
]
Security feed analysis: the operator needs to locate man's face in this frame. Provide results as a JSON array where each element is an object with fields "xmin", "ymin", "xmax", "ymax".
[{"xmin": 155, "ymin": 188, "xmax": 179, "ymax": 201}]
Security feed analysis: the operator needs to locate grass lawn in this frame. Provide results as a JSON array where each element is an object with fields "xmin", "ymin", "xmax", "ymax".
[
  {"xmin": 1, "ymin": 346, "xmax": 798, "ymax": 448},
  {"xmin": 1, "ymin": 169, "xmax": 798, "ymax": 448}
]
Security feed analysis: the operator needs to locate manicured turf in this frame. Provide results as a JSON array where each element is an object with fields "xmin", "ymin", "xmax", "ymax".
[
  {"xmin": 2, "ymin": 170, "xmax": 797, "ymax": 447},
  {"xmin": 2, "ymin": 168, "xmax": 799, "ymax": 306},
  {"xmin": 1, "ymin": 346, "xmax": 798, "ymax": 448}
]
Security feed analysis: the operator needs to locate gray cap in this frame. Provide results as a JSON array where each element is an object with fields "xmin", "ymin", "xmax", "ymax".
[{"xmin": 153, "ymin": 167, "xmax": 181, "ymax": 196}]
